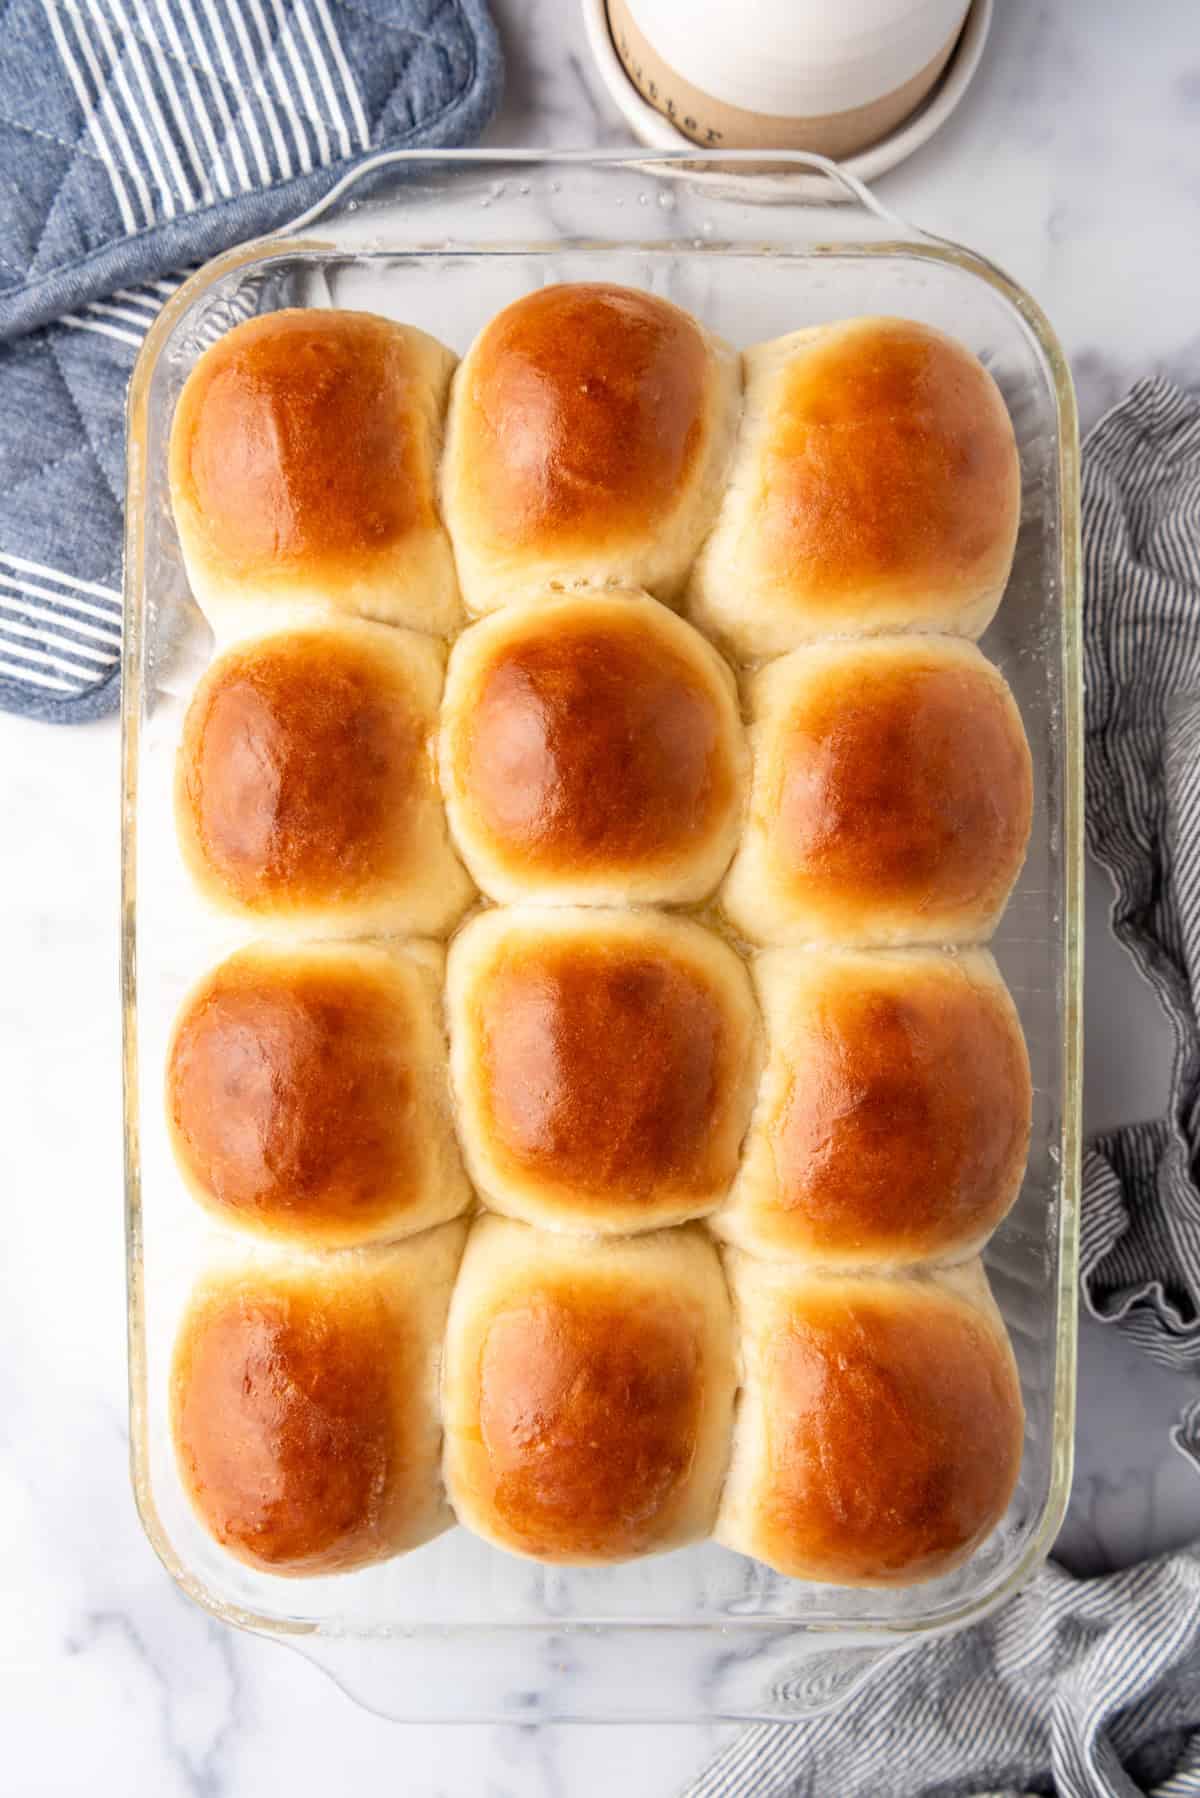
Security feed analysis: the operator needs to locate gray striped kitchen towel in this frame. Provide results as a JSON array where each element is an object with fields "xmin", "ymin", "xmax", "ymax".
[
  {"xmin": 687, "ymin": 380, "xmax": 1200, "ymax": 1797},
  {"xmin": 0, "ymin": 0, "xmax": 502, "ymax": 723}
]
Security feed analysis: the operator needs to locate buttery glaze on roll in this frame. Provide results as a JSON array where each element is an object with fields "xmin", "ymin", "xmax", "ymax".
[
  {"xmin": 166, "ymin": 941, "xmax": 472, "ymax": 1249},
  {"xmin": 716, "ymin": 1258, "xmax": 1024, "ymax": 1585},
  {"xmin": 170, "ymin": 1223, "xmax": 466, "ymax": 1575},
  {"xmin": 174, "ymin": 618, "xmax": 474, "ymax": 938},
  {"xmin": 442, "ymin": 1216, "xmax": 735, "ymax": 1563},
  {"xmin": 722, "ymin": 636, "xmax": 1033, "ymax": 947},
  {"xmin": 440, "ymin": 283, "xmax": 740, "ymax": 613},
  {"xmin": 688, "ymin": 316, "xmax": 1021, "ymax": 659},
  {"xmin": 716, "ymin": 948, "xmax": 1032, "ymax": 1266},
  {"xmin": 440, "ymin": 589, "xmax": 747, "ymax": 904},
  {"xmin": 445, "ymin": 907, "xmax": 761, "ymax": 1234},
  {"xmin": 169, "ymin": 309, "xmax": 461, "ymax": 639}
]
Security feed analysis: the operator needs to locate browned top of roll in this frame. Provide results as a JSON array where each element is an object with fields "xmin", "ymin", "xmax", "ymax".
[
  {"xmin": 457, "ymin": 283, "xmax": 710, "ymax": 548},
  {"xmin": 177, "ymin": 629, "xmax": 422, "ymax": 913},
  {"xmin": 758, "ymin": 318, "xmax": 1019, "ymax": 606},
  {"xmin": 459, "ymin": 610, "xmax": 734, "ymax": 873},
  {"xmin": 169, "ymin": 310, "xmax": 437, "ymax": 584},
  {"xmin": 475, "ymin": 937, "xmax": 740, "ymax": 1204},
  {"xmin": 167, "ymin": 949, "xmax": 421, "ymax": 1238},
  {"xmin": 758, "ymin": 1281, "xmax": 1022, "ymax": 1582},
  {"xmin": 171, "ymin": 1277, "xmax": 405, "ymax": 1573},
  {"xmin": 476, "ymin": 1278, "xmax": 702, "ymax": 1559},
  {"xmin": 772, "ymin": 959, "xmax": 1031, "ymax": 1258},
  {"xmin": 772, "ymin": 649, "xmax": 1031, "ymax": 929}
]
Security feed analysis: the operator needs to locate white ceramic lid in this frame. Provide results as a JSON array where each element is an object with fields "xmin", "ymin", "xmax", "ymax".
[
  {"xmin": 620, "ymin": 0, "xmax": 971, "ymax": 117},
  {"xmin": 582, "ymin": 0, "xmax": 993, "ymax": 199}
]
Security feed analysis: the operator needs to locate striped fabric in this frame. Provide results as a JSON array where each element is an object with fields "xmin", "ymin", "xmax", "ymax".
[
  {"xmin": 0, "ymin": 550, "xmax": 123, "ymax": 702},
  {"xmin": 59, "ymin": 275, "xmax": 186, "ymax": 351},
  {"xmin": 41, "ymin": 0, "xmax": 371, "ymax": 231},
  {"xmin": 0, "ymin": 272, "xmax": 173, "ymax": 701},
  {"xmin": 1, "ymin": 0, "xmax": 501, "ymax": 340},
  {"xmin": 0, "ymin": 268, "xmax": 259, "ymax": 711},
  {"xmin": 1081, "ymin": 380, "xmax": 1200, "ymax": 1453},
  {"xmin": 0, "ymin": 0, "xmax": 502, "ymax": 721},
  {"xmin": 688, "ymin": 380, "xmax": 1200, "ymax": 1796},
  {"xmin": 686, "ymin": 1552, "xmax": 1200, "ymax": 1798}
]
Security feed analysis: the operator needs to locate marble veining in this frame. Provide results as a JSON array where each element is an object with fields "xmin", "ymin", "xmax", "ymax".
[{"xmin": 3, "ymin": 0, "xmax": 1199, "ymax": 1791}]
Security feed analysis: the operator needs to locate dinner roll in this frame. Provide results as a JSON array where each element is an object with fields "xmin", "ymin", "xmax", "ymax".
[
  {"xmin": 716, "ymin": 948, "xmax": 1031, "ymax": 1266},
  {"xmin": 716, "ymin": 1258, "xmax": 1023, "ymax": 1585},
  {"xmin": 441, "ymin": 283, "xmax": 740, "ymax": 613},
  {"xmin": 166, "ymin": 940, "xmax": 472, "ymax": 1249},
  {"xmin": 169, "ymin": 309, "xmax": 460, "ymax": 640},
  {"xmin": 439, "ymin": 589, "xmax": 747, "ymax": 904},
  {"xmin": 442, "ymin": 1217, "xmax": 735, "ymax": 1563},
  {"xmin": 174, "ymin": 618, "xmax": 474, "ymax": 938},
  {"xmin": 446, "ymin": 907, "xmax": 761, "ymax": 1234},
  {"xmin": 687, "ymin": 316, "xmax": 1021, "ymax": 660},
  {"xmin": 722, "ymin": 636, "xmax": 1032, "ymax": 947},
  {"xmin": 170, "ymin": 1223, "xmax": 466, "ymax": 1575}
]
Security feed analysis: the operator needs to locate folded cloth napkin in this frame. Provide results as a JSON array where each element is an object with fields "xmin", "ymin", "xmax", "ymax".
[
  {"xmin": 689, "ymin": 1552, "xmax": 1200, "ymax": 1798},
  {"xmin": 0, "ymin": 0, "xmax": 502, "ymax": 723},
  {"xmin": 687, "ymin": 379, "xmax": 1200, "ymax": 1798},
  {"xmin": 1081, "ymin": 381, "xmax": 1200, "ymax": 1435}
]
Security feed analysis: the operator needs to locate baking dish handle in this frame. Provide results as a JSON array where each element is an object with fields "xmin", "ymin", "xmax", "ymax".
[
  {"xmin": 786, "ymin": 151, "xmax": 1015, "ymax": 271},
  {"xmin": 277, "ymin": 1626, "xmax": 918, "ymax": 1724},
  {"xmin": 279, "ymin": 146, "xmax": 933, "ymax": 242},
  {"xmin": 748, "ymin": 149, "xmax": 922, "ymax": 234}
]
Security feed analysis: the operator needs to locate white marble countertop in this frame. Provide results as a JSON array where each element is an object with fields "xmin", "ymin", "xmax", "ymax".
[{"xmin": 3, "ymin": 2, "xmax": 1199, "ymax": 1792}]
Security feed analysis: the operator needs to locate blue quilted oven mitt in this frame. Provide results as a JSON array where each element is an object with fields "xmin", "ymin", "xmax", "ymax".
[{"xmin": 0, "ymin": 0, "xmax": 502, "ymax": 722}]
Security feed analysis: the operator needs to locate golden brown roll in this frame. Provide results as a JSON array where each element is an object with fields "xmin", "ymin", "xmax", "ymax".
[
  {"xmin": 165, "ymin": 940, "xmax": 472, "ymax": 1249},
  {"xmin": 446, "ymin": 907, "xmax": 761, "ymax": 1234},
  {"xmin": 722, "ymin": 636, "xmax": 1032, "ymax": 947},
  {"xmin": 440, "ymin": 283, "xmax": 740, "ymax": 613},
  {"xmin": 716, "ymin": 1258, "xmax": 1024, "ymax": 1585},
  {"xmin": 439, "ymin": 589, "xmax": 747, "ymax": 904},
  {"xmin": 168, "ymin": 309, "xmax": 460, "ymax": 640},
  {"xmin": 174, "ymin": 618, "xmax": 475, "ymax": 939},
  {"xmin": 688, "ymin": 316, "xmax": 1021, "ymax": 659},
  {"xmin": 716, "ymin": 948, "xmax": 1031, "ymax": 1266},
  {"xmin": 170, "ymin": 1223, "xmax": 466, "ymax": 1576},
  {"xmin": 442, "ymin": 1216, "xmax": 735, "ymax": 1564}
]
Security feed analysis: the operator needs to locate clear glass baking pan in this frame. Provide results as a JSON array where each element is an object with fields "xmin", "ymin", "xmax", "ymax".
[{"xmin": 121, "ymin": 151, "xmax": 1082, "ymax": 1722}]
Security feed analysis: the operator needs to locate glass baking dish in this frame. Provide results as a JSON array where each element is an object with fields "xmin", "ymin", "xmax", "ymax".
[{"xmin": 121, "ymin": 151, "xmax": 1082, "ymax": 1723}]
